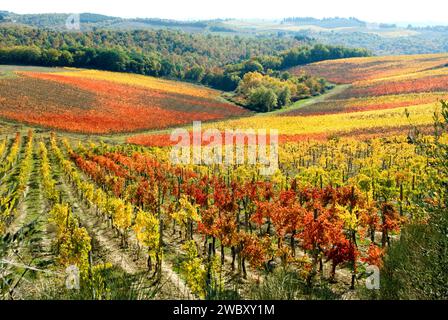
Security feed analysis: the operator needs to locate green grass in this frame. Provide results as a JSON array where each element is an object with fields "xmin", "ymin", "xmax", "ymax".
[
  {"xmin": 248, "ymin": 268, "xmax": 340, "ymax": 300},
  {"xmin": 0, "ymin": 65, "xmax": 72, "ymax": 73},
  {"xmin": 0, "ymin": 70, "xmax": 17, "ymax": 79},
  {"xmin": 260, "ymin": 84, "xmax": 350, "ymax": 116}
]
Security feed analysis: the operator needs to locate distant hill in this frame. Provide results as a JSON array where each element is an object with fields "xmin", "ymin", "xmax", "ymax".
[
  {"xmin": 0, "ymin": 11, "xmax": 229, "ymax": 32},
  {"xmin": 1, "ymin": 11, "xmax": 448, "ymax": 55},
  {"xmin": 282, "ymin": 17, "xmax": 367, "ymax": 28},
  {"xmin": 0, "ymin": 12, "xmax": 122, "ymax": 29}
]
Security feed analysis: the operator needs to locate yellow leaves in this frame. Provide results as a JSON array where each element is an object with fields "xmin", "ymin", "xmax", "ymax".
[
  {"xmin": 173, "ymin": 195, "xmax": 201, "ymax": 225},
  {"xmin": 49, "ymin": 203, "xmax": 92, "ymax": 275},
  {"xmin": 93, "ymin": 188, "xmax": 107, "ymax": 212},
  {"xmin": 238, "ymin": 72, "xmax": 265, "ymax": 93},
  {"xmin": 297, "ymin": 166, "xmax": 328, "ymax": 187},
  {"xmin": 49, "ymin": 203, "xmax": 74, "ymax": 237},
  {"xmin": 181, "ymin": 240, "xmax": 206, "ymax": 299},
  {"xmin": 58, "ymin": 226, "xmax": 91, "ymax": 275},
  {"xmin": 231, "ymin": 165, "xmax": 255, "ymax": 183},
  {"xmin": 54, "ymin": 69, "xmax": 217, "ymax": 99},
  {"xmin": 16, "ymin": 131, "xmax": 33, "ymax": 194},
  {"xmin": 81, "ymin": 181, "xmax": 95, "ymax": 204},
  {"xmin": 113, "ymin": 201, "xmax": 133, "ymax": 232},
  {"xmin": 1, "ymin": 133, "xmax": 20, "ymax": 175},
  {"xmin": 271, "ymin": 169, "xmax": 286, "ymax": 190},
  {"xmin": 337, "ymin": 205, "xmax": 360, "ymax": 231},
  {"xmin": 133, "ymin": 209, "xmax": 159, "ymax": 252},
  {"xmin": 204, "ymin": 103, "xmax": 436, "ymax": 136},
  {"xmin": 0, "ymin": 138, "xmax": 6, "ymax": 159}
]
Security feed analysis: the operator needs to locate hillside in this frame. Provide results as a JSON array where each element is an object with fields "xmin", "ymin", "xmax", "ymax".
[
  {"xmin": 129, "ymin": 53, "xmax": 448, "ymax": 146},
  {"xmin": 1, "ymin": 56, "xmax": 447, "ymax": 302},
  {"xmin": 0, "ymin": 66, "xmax": 248, "ymax": 133},
  {"xmin": 2, "ymin": 12, "xmax": 448, "ymax": 55},
  {"xmin": 285, "ymin": 53, "xmax": 448, "ymax": 116},
  {"xmin": 1, "ymin": 3, "xmax": 448, "ymax": 304}
]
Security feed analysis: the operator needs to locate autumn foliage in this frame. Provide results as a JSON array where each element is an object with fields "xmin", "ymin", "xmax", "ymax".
[{"xmin": 0, "ymin": 70, "xmax": 247, "ymax": 133}]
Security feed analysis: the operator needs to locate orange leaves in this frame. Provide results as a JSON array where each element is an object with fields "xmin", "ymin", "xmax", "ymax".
[
  {"xmin": 339, "ymin": 75, "xmax": 448, "ymax": 99},
  {"xmin": 381, "ymin": 203, "xmax": 402, "ymax": 233},
  {"xmin": 284, "ymin": 54, "xmax": 448, "ymax": 143},
  {"xmin": 326, "ymin": 237, "xmax": 358, "ymax": 268},
  {"xmin": 291, "ymin": 54, "xmax": 448, "ymax": 84},
  {"xmin": 362, "ymin": 244, "xmax": 385, "ymax": 268},
  {"xmin": 299, "ymin": 209, "xmax": 341, "ymax": 252},
  {"xmin": 240, "ymin": 233, "xmax": 270, "ymax": 269},
  {"xmin": 0, "ymin": 70, "xmax": 247, "ymax": 134}
]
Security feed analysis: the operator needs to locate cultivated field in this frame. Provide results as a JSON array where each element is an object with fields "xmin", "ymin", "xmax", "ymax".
[
  {"xmin": 0, "ymin": 67, "xmax": 248, "ymax": 134},
  {"xmin": 129, "ymin": 54, "xmax": 448, "ymax": 147},
  {"xmin": 1, "ymin": 54, "xmax": 447, "ymax": 300},
  {"xmin": 2, "ymin": 127, "xmax": 443, "ymax": 299}
]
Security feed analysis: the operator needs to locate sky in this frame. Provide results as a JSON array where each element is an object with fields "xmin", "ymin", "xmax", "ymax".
[{"xmin": 1, "ymin": 0, "xmax": 447, "ymax": 25}]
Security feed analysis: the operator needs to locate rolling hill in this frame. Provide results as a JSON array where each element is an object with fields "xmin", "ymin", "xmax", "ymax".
[
  {"xmin": 0, "ymin": 66, "xmax": 248, "ymax": 133},
  {"xmin": 2, "ymin": 12, "xmax": 448, "ymax": 55},
  {"xmin": 128, "ymin": 53, "xmax": 448, "ymax": 146}
]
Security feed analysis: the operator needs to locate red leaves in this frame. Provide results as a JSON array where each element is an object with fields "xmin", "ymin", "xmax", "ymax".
[
  {"xmin": 326, "ymin": 237, "xmax": 358, "ymax": 268},
  {"xmin": 214, "ymin": 213, "xmax": 238, "ymax": 247},
  {"xmin": 70, "ymin": 145, "xmax": 401, "ymax": 281},
  {"xmin": 381, "ymin": 202, "xmax": 401, "ymax": 234},
  {"xmin": 345, "ymin": 75, "xmax": 448, "ymax": 98},
  {"xmin": 300, "ymin": 209, "xmax": 338, "ymax": 252},
  {"xmin": 362, "ymin": 244, "xmax": 384, "ymax": 268},
  {"xmin": 240, "ymin": 233, "xmax": 268, "ymax": 269},
  {"xmin": 3, "ymin": 71, "xmax": 247, "ymax": 134}
]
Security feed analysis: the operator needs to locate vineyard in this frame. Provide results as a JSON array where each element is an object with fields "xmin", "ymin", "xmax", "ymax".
[
  {"xmin": 285, "ymin": 54, "xmax": 448, "ymax": 119},
  {"xmin": 1, "ymin": 53, "xmax": 448, "ymax": 300},
  {"xmin": 0, "ymin": 67, "xmax": 248, "ymax": 134},
  {"xmin": 290, "ymin": 53, "xmax": 448, "ymax": 84},
  {"xmin": 1, "ymin": 114, "xmax": 447, "ymax": 299},
  {"xmin": 128, "ymin": 54, "xmax": 448, "ymax": 147}
]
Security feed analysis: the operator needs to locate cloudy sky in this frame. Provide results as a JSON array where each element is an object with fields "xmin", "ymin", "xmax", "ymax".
[{"xmin": 2, "ymin": 0, "xmax": 446, "ymax": 25}]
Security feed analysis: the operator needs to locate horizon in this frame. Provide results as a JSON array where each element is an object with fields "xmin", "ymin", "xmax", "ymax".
[{"xmin": 1, "ymin": 0, "xmax": 447, "ymax": 26}]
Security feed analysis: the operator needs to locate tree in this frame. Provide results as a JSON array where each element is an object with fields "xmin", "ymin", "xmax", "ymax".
[
  {"xmin": 94, "ymin": 49, "xmax": 128, "ymax": 72},
  {"xmin": 278, "ymin": 87, "xmax": 291, "ymax": 107},
  {"xmin": 185, "ymin": 65, "xmax": 205, "ymax": 82},
  {"xmin": 58, "ymin": 50, "xmax": 74, "ymax": 66},
  {"xmin": 41, "ymin": 48, "xmax": 60, "ymax": 65},
  {"xmin": 248, "ymin": 86, "xmax": 278, "ymax": 112},
  {"xmin": 243, "ymin": 60, "xmax": 264, "ymax": 74}
]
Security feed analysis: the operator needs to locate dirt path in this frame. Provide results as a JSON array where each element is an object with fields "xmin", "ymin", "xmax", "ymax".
[{"xmin": 260, "ymin": 84, "xmax": 351, "ymax": 116}]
